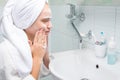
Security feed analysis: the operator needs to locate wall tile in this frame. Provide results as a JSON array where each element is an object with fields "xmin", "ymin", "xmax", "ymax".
[
  {"xmin": 50, "ymin": 5, "xmax": 83, "ymax": 52},
  {"xmin": 78, "ymin": 6, "xmax": 94, "ymax": 33},
  {"xmin": 78, "ymin": 6, "xmax": 117, "ymax": 42},
  {"xmin": 94, "ymin": 6, "xmax": 115, "ymax": 27},
  {"xmin": 50, "ymin": 5, "xmax": 120, "ymax": 52},
  {"xmin": 50, "ymin": 28, "xmax": 74, "ymax": 53}
]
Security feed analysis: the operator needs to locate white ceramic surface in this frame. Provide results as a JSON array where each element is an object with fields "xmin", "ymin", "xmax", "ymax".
[{"xmin": 49, "ymin": 49, "xmax": 120, "ymax": 80}]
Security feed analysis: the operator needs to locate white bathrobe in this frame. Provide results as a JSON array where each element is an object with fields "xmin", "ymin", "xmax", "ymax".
[
  {"xmin": 0, "ymin": 35, "xmax": 50, "ymax": 80},
  {"xmin": 0, "ymin": 0, "xmax": 50, "ymax": 80}
]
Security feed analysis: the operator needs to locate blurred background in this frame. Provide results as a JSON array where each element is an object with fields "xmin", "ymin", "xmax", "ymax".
[{"xmin": 49, "ymin": 0, "xmax": 120, "ymax": 53}]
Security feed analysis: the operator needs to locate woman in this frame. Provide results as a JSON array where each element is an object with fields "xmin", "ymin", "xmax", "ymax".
[{"xmin": 0, "ymin": 0, "xmax": 52, "ymax": 80}]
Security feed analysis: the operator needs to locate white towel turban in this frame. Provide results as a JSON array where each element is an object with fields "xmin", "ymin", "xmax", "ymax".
[{"xmin": 0, "ymin": 0, "xmax": 48, "ymax": 77}]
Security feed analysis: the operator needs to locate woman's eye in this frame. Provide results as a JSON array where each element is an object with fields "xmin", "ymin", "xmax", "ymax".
[{"xmin": 42, "ymin": 18, "xmax": 50, "ymax": 23}]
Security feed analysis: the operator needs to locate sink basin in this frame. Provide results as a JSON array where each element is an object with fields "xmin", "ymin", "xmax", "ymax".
[{"xmin": 49, "ymin": 49, "xmax": 120, "ymax": 80}]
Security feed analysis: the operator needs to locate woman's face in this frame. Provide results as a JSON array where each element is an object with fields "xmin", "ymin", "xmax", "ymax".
[{"xmin": 24, "ymin": 3, "xmax": 52, "ymax": 41}]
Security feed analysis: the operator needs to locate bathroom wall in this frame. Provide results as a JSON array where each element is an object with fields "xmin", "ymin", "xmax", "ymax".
[
  {"xmin": 49, "ymin": 0, "xmax": 120, "ymax": 53},
  {"xmin": 81, "ymin": 0, "xmax": 120, "ymax": 6},
  {"xmin": 49, "ymin": 5, "xmax": 80, "ymax": 53},
  {"xmin": 78, "ymin": 6, "xmax": 120, "ymax": 50},
  {"xmin": 49, "ymin": 0, "xmax": 120, "ymax": 6},
  {"xmin": 49, "ymin": 0, "xmax": 80, "ymax": 5},
  {"xmin": 50, "ymin": 4, "xmax": 120, "ymax": 52},
  {"xmin": 49, "ymin": 1, "xmax": 83, "ymax": 53}
]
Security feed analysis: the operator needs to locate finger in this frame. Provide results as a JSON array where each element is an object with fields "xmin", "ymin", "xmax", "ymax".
[
  {"xmin": 34, "ymin": 29, "xmax": 43, "ymax": 44},
  {"xmin": 44, "ymin": 36, "xmax": 47, "ymax": 49},
  {"xmin": 43, "ymin": 34, "xmax": 47, "ymax": 46},
  {"xmin": 42, "ymin": 31, "xmax": 46, "ymax": 45},
  {"xmin": 28, "ymin": 40, "xmax": 33, "ymax": 52},
  {"xmin": 34, "ymin": 31, "xmax": 39, "ymax": 43},
  {"xmin": 28, "ymin": 40, "xmax": 32, "ymax": 47},
  {"xmin": 42, "ymin": 32, "xmax": 47, "ymax": 49},
  {"xmin": 38, "ymin": 30, "xmax": 45, "ymax": 45}
]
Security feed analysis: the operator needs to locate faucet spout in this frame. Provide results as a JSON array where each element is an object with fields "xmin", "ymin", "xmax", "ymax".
[{"xmin": 70, "ymin": 20, "xmax": 82, "ymax": 44}]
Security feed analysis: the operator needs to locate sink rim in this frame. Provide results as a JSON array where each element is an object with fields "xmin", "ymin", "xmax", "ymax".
[{"xmin": 49, "ymin": 49, "xmax": 120, "ymax": 80}]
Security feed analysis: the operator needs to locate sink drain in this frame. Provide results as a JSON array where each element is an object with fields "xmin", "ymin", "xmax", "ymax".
[{"xmin": 80, "ymin": 78, "xmax": 89, "ymax": 80}]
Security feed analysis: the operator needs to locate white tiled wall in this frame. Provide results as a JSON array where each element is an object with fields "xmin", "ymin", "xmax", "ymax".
[
  {"xmin": 50, "ymin": 5, "xmax": 120, "ymax": 52},
  {"xmin": 50, "ymin": 5, "xmax": 79, "ymax": 53},
  {"xmin": 79, "ymin": 6, "xmax": 115, "ymax": 39},
  {"xmin": 78, "ymin": 6, "xmax": 120, "ymax": 50}
]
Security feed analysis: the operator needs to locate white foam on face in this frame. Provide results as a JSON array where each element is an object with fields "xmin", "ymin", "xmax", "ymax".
[
  {"xmin": 42, "ymin": 43, "xmax": 47, "ymax": 49},
  {"xmin": 42, "ymin": 25, "xmax": 46, "ymax": 29},
  {"xmin": 42, "ymin": 35, "xmax": 47, "ymax": 49}
]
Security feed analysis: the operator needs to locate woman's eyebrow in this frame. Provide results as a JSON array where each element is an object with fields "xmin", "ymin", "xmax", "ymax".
[
  {"xmin": 41, "ymin": 17, "xmax": 51, "ymax": 22},
  {"xmin": 42, "ymin": 16, "xmax": 52, "ymax": 19}
]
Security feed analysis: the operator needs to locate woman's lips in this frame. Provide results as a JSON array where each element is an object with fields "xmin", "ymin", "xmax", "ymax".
[{"xmin": 45, "ymin": 31, "xmax": 50, "ymax": 35}]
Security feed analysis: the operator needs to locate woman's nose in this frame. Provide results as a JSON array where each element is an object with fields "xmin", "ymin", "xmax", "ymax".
[
  {"xmin": 45, "ymin": 21, "xmax": 52, "ymax": 31},
  {"xmin": 47, "ymin": 21, "xmax": 52, "ymax": 29}
]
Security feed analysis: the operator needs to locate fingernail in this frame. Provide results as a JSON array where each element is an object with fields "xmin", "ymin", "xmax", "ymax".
[{"xmin": 28, "ymin": 40, "xmax": 32, "ymax": 44}]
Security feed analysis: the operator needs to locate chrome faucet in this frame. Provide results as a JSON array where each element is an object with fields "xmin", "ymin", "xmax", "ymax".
[
  {"xmin": 66, "ymin": 3, "xmax": 85, "ymax": 22},
  {"xmin": 66, "ymin": 3, "xmax": 86, "ymax": 49},
  {"xmin": 66, "ymin": 3, "xmax": 76, "ymax": 20},
  {"xmin": 70, "ymin": 20, "xmax": 82, "ymax": 44}
]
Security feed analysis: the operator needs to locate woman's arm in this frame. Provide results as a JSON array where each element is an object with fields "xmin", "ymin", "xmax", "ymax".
[
  {"xmin": 31, "ymin": 57, "xmax": 42, "ymax": 80},
  {"xmin": 29, "ymin": 30, "xmax": 46, "ymax": 80},
  {"xmin": 43, "ymin": 51, "xmax": 50, "ymax": 69},
  {"xmin": 43, "ymin": 36, "xmax": 50, "ymax": 69}
]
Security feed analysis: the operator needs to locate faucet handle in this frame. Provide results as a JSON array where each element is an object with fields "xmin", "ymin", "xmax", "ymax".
[{"xmin": 87, "ymin": 30, "xmax": 92, "ymax": 39}]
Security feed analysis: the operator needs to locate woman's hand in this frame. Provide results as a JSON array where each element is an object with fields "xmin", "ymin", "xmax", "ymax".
[
  {"xmin": 29, "ymin": 29, "xmax": 47, "ymax": 80},
  {"xmin": 29, "ymin": 29, "xmax": 47, "ymax": 60}
]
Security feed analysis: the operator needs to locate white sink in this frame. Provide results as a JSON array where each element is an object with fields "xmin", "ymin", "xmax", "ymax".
[{"xmin": 49, "ymin": 49, "xmax": 120, "ymax": 80}]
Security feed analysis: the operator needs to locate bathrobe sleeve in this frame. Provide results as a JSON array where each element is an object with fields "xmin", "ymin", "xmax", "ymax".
[
  {"xmin": 39, "ymin": 63, "xmax": 50, "ymax": 78},
  {"xmin": 0, "ymin": 38, "xmax": 50, "ymax": 80},
  {"xmin": 0, "ymin": 38, "xmax": 36, "ymax": 80}
]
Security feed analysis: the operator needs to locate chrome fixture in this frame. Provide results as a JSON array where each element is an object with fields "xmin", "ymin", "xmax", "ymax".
[
  {"xmin": 66, "ymin": 3, "xmax": 76, "ymax": 20},
  {"xmin": 66, "ymin": 3, "xmax": 85, "ymax": 22},
  {"xmin": 79, "ymin": 12, "xmax": 85, "ymax": 22},
  {"xmin": 86, "ymin": 30, "xmax": 92, "ymax": 39},
  {"xmin": 66, "ymin": 3, "xmax": 86, "ymax": 48},
  {"xmin": 81, "ymin": 78, "xmax": 89, "ymax": 80},
  {"xmin": 70, "ymin": 20, "xmax": 82, "ymax": 44}
]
